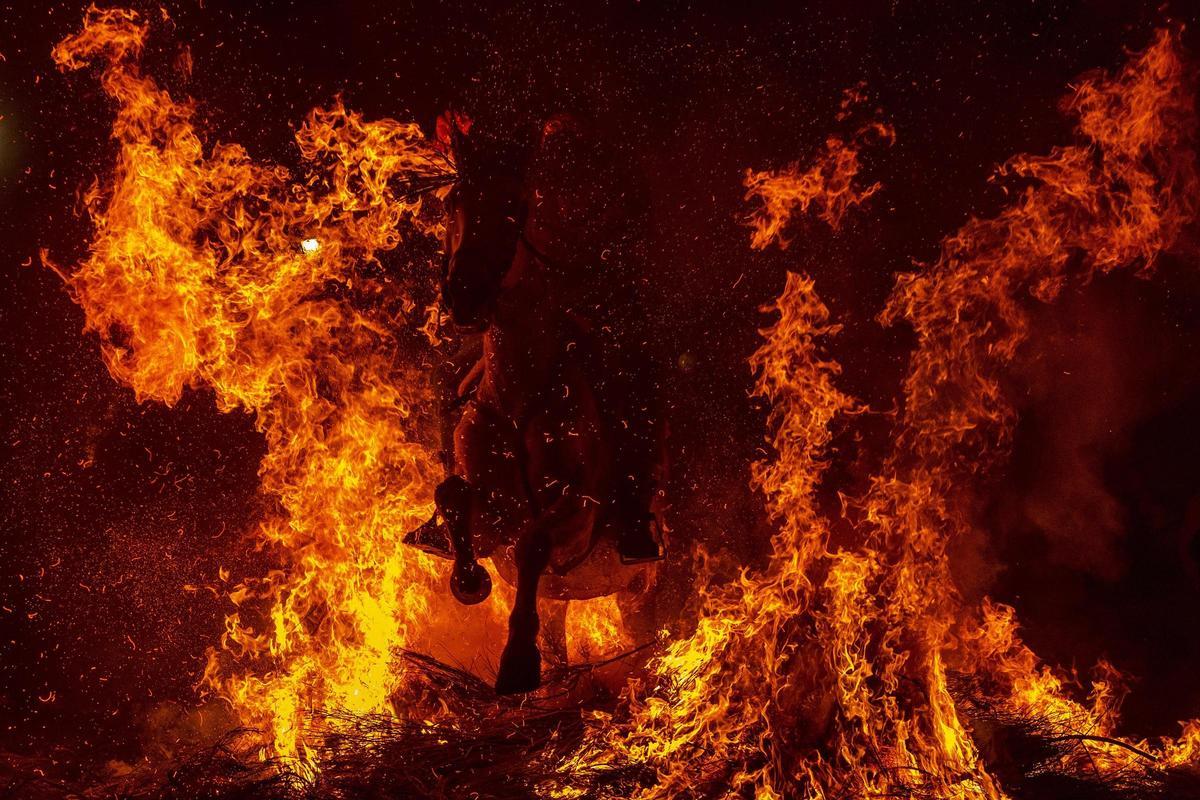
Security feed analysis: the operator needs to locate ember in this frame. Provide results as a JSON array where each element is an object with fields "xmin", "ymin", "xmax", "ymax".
[{"xmin": 7, "ymin": 4, "xmax": 1200, "ymax": 800}]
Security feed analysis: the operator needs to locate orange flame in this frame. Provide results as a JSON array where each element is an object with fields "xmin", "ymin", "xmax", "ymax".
[
  {"xmin": 566, "ymin": 595, "xmax": 632, "ymax": 664},
  {"xmin": 52, "ymin": 6, "xmax": 512, "ymax": 767},
  {"xmin": 873, "ymin": 26, "xmax": 1200, "ymax": 782},
  {"xmin": 564, "ymin": 276, "xmax": 860, "ymax": 795},
  {"xmin": 50, "ymin": 6, "xmax": 1200, "ymax": 795},
  {"xmin": 744, "ymin": 98, "xmax": 894, "ymax": 249}
]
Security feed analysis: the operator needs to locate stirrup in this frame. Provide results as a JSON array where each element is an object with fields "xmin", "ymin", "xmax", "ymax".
[
  {"xmin": 450, "ymin": 560, "xmax": 492, "ymax": 605},
  {"xmin": 618, "ymin": 517, "xmax": 664, "ymax": 565},
  {"xmin": 403, "ymin": 514, "xmax": 453, "ymax": 559}
]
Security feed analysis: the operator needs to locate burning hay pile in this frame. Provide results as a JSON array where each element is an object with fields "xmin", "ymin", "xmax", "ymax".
[{"xmin": 33, "ymin": 5, "xmax": 1200, "ymax": 799}]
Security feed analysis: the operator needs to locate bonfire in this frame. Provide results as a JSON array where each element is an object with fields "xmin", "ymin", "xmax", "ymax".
[{"xmin": 7, "ymin": 4, "xmax": 1200, "ymax": 799}]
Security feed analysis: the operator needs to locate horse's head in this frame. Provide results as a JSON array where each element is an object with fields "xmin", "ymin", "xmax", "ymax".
[{"xmin": 439, "ymin": 113, "xmax": 529, "ymax": 331}]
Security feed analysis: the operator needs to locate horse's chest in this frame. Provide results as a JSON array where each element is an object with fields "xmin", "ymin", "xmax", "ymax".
[
  {"xmin": 479, "ymin": 331, "xmax": 607, "ymax": 496},
  {"xmin": 482, "ymin": 328, "xmax": 555, "ymax": 412}
]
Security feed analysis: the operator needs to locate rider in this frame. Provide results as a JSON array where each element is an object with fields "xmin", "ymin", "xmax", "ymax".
[{"xmin": 408, "ymin": 109, "xmax": 663, "ymax": 574}]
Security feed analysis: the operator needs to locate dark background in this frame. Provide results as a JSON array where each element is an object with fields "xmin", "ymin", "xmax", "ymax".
[{"xmin": 3, "ymin": 0, "xmax": 1200, "ymax": 770}]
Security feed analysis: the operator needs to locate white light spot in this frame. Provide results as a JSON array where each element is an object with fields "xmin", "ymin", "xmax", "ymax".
[{"xmin": 301, "ymin": 238, "xmax": 320, "ymax": 253}]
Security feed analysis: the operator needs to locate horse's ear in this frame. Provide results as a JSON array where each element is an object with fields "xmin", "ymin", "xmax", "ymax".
[
  {"xmin": 436, "ymin": 109, "xmax": 474, "ymax": 162},
  {"xmin": 435, "ymin": 110, "xmax": 454, "ymax": 154}
]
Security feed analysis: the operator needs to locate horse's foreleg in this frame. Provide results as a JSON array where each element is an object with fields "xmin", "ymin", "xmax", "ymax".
[
  {"xmin": 495, "ymin": 495, "xmax": 592, "ymax": 695},
  {"xmin": 437, "ymin": 475, "xmax": 492, "ymax": 605}
]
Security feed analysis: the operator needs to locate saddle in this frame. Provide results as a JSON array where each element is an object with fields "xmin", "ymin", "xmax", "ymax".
[{"xmin": 405, "ymin": 312, "xmax": 663, "ymax": 568}]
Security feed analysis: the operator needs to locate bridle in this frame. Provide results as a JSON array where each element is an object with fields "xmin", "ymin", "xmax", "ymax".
[{"xmin": 440, "ymin": 174, "xmax": 564, "ymax": 308}]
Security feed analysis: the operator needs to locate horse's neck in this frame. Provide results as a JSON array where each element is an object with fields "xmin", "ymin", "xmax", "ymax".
[{"xmin": 480, "ymin": 140, "xmax": 596, "ymax": 423}]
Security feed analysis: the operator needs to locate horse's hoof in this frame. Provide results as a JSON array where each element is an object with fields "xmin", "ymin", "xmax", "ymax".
[
  {"xmin": 495, "ymin": 639, "xmax": 541, "ymax": 695},
  {"xmin": 450, "ymin": 560, "xmax": 492, "ymax": 605}
]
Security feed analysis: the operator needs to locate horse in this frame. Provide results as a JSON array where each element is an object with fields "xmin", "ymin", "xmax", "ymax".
[{"xmin": 405, "ymin": 111, "xmax": 666, "ymax": 694}]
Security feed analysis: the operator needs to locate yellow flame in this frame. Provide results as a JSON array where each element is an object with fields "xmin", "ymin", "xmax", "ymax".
[
  {"xmin": 53, "ymin": 6, "xmax": 511, "ymax": 768},
  {"xmin": 52, "ymin": 7, "xmax": 1200, "ymax": 795}
]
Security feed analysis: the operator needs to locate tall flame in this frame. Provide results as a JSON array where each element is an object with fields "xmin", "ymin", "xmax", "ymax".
[
  {"xmin": 872, "ymin": 25, "xmax": 1200, "ymax": 783},
  {"xmin": 566, "ymin": 27, "xmax": 1199, "ymax": 800},
  {"xmin": 563, "ymin": 271, "xmax": 858, "ymax": 798},
  {"xmin": 51, "ymin": 6, "xmax": 512, "ymax": 766},
  {"xmin": 561, "ymin": 98, "xmax": 882, "ymax": 796}
]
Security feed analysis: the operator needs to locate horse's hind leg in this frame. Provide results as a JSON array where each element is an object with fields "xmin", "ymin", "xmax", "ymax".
[
  {"xmin": 495, "ymin": 495, "xmax": 592, "ymax": 694},
  {"xmin": 495, "ymin": 525, "xmax": 552, "ymax": 694}
]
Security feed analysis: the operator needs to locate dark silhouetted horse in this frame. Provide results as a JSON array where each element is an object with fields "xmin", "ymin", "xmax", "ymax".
[{"xmin": 406, "ymin": 112, "xmax": 664, "ymax": 694}]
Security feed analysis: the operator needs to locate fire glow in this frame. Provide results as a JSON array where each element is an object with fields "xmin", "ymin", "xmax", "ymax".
[{"xmin": 39, "ymin": 5, "xmax": 1200, "ymax": 799}]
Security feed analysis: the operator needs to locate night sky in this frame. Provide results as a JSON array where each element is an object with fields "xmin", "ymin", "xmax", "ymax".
[{"xmin": 3, "ymin": 0, "xmax": 1200, "ymax": 773}]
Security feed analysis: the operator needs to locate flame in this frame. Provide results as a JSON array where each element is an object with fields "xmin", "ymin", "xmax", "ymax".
[
  {"xmin": 49, "ymin": 6, "xmax": 1200, "ymax": 796},
  {"xmin": 744, "ymin": 100, "xmax": 894, "ymax": 249},
  {"xmin": 566, "ymin": 27, "xmax": 1199, "ymax": 800},
  {"xmin": 877, "ymin": 26, "xmax": 1200, "ymax": 781},
  {"xmin": 52, "ymin": 6, "xmax": 512, "ymax": 767},
  {"xmin": 563, "ymin": 273, "xmax": 860, "ymax": 796},
  {"xmin": 566, "ymin": 595, "xmax": 631, "ymax": 664}
]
